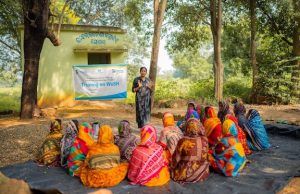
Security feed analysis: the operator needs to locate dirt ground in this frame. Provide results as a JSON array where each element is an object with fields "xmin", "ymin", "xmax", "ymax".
[{"xmin": 0, "ymin": 101, "xmax": 299, "ymax": 168}]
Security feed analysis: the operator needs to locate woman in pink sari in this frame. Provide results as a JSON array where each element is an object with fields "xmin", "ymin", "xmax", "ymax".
[{"xmin": 128, "ymin": 125, "xmax": 170, "ymax": 186}]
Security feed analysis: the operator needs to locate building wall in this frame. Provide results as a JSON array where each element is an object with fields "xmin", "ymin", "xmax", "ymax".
[{"xmin": 26, "ymin": 28, "xmax": 127, "ymax": 107}]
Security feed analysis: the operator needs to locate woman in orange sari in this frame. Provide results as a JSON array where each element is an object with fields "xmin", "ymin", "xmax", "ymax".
[
  {"xmin": 128, "ymin": 125, "xmax": 170, "ymax": 186},
  {"xmin": 203, "ymin": 107, "xmax": 223, "ymax": 147},
  {"xmin": 158, "ymin": 112, "xmax": 183, "ymax": 164},
  {"xmin": 79, "ymin": 125, "xmax": 128, "ymax": 188}
]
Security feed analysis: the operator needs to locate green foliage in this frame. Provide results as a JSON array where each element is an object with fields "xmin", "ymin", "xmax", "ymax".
[
  {"xmin": 0, "ymin": 87, "xmax": 21, "ymax": 113},
  {"xmin": 154, "ymin": 78, "xmax": 190, "ymax": 101},
  {"xmin": 172, "ymin": 49, "xmax": 213, "ymax": 80},
  {"xmin": 223, "ymin": 76, "xmax": 252, "ymax": 101}
]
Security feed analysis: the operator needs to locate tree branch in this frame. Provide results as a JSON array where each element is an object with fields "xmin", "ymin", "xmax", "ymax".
[
  {"xmin": 257, "ymin": 1, "xmax": 293, "ymax": 46},
  {"xmin": 0, "ymin": 39, "xmax": 21, "ymax": 54},
  {"xmin": 46, "ymin": 30, "xmax": 61, "ymax": 46}
]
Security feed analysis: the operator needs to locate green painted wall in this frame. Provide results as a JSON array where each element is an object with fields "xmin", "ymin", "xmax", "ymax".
[{"xmin": 21, "ymin": 27, "xmax": 127, "ymax": 107}]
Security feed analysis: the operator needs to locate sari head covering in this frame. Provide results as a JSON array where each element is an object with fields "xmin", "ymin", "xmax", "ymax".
[
  {"xmin": 162, "ymin": 112, "xmax": 175, "ymax": 127},
  {"xmin": 246, "ymin": 109, "xmax": 270, "ymax": 150},
  {"xmin": 185, "ymin": 108, "xmax": 200, "ymax": 121},
  {"xmin": 67, "ymin": 122, "xmax": 95, "ymax": 176},
  {"xmin": 79, "ymin": 125, "xmax": 128, "ymax": 188},
  {"xmin": 217, "ymin": 100, "xmax": 231, "ymax": 123},
  {"xmin": 159, "ymin": 113, "xmax": 183, "ymax": 160},
  {"xmin": 235, "ymin": 103, "xmax": 269, "ymax": 151},
  {"xmin": 225, "ymin": 113, "xmax": 252, "ymax": 155},
  {"xmin": 37, "ymin": 119, "xmax": 63, "ymax": 166},
  {"xmin": 128, "ymin": 125, "xmax": 170, "ymax": 186},
  {"xmin": 114, "ymin": 120, "xmax": 139, "ymax": 161},
  {"xmin": 208, "ymin": 119, "xmax": 246, "ymax": 177},
  {"xmin": 171, "ymin": 118, "xmax": 210, "ymax": 183},
  {"xmin": 60, "ymin": 120, "xmax": 79, "ymax": 168},
  {"xmin": 203, "ymin": 107, "xmax": 223, "ymax": 146}
]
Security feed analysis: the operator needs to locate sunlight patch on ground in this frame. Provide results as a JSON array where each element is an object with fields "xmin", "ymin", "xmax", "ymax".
[{"xmin": 262, "ymin": 167, "xmax": 288, "ymax": 174}]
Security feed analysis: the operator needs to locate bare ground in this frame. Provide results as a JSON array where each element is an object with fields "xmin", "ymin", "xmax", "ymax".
[{"xmin": 0, "ymin": 101, "xmax": 299, "ymax": 168}]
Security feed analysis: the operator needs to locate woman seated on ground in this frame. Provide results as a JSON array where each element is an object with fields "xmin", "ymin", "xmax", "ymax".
[
  {"xmin": 37, "ymin": 119, "xmax": 63, "ymax": 166},
  {"xmin": 234, "ymin": 102, "xmax": 270, "ymax": 150},
  {"xmin": 171, "ymin": 118, "xmax": 209, "ymax": 183},
  {"xmin": 177, "ymin": 102, "xmax": 200, "ymax": 131},
  {"xmin": 158, "ymin": 112, "xmax": 183, "ymax": 164},
  {"xmin": 60, "ymin": 120, "xmax": 79, "ymax": 168},
  {"xmin": 79, "ymin": 125, "xmax": 128, "ymax": 188},
  {"xmin": 203, "ymin": 107, "xmax": 223, "ymax": 147},
  {"xmin": 114, "ymin": 120, "xmax": 139, "ymax": 162},
  {"xmin": 217, "ymin": 100, "xmax": 232, "ymax": 123},
  {"xmin": 225, "ymin": 113, "xmax": 252, "ymax": 155},
  {"xmin": 208, "ymin": 118, "xmax": 246, "ymax": 177},
  {"xmin": 67, "ymin": 122, "xmax": 95, "ymax": 176},
  {"xmin": 128, "ymin": 125, "xmax": 170, "ymax": 186}
]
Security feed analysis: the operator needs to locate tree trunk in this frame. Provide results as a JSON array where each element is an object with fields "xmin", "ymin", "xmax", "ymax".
[
  {"xmin": 291, "ymin": 0, "xmax": 300, "ymax": 100},
  {"xmin": 249, "ymin": 0, "xmax": 258, "ymax": 103},
  {"xmin": 20, "ymin": 0, "xmax": 50, "ymax": 119},
  {"xmin": 149, "ymin": 0, "xmax": 167, "ymax": 108},
  {"xmin": 210, "ymin": 0, "xmax": 223, "ymax": 101}
]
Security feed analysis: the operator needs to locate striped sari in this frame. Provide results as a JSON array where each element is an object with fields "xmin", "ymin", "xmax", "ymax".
[
  {"xmin": 158, "ymin": 112, "xmax": 183, "ymax": 163},
  {"xmin": 67, "ymin": 122, "xmax": 95, "ymax": 176},
  {"xmin": 128, "ymin": 125, "xmax": 170, "ymax": 186}
]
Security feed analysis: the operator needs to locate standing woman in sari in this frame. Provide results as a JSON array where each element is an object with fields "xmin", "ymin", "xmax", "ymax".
[{"xmin": 132, "ymin": 67, "xmax": 153, "ymax": 128}]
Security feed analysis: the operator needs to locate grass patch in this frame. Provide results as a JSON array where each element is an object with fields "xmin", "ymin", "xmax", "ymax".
[{"xmin": 0, "ymin": 87, "xmax": 21, "ymax": 113}]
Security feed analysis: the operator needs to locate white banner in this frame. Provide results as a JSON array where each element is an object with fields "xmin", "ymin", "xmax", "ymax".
[{"xmin": 73, "ymin": 64, "xmax": 127, "ymax": 100}]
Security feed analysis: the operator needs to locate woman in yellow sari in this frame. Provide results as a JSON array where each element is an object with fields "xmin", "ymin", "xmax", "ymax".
[{"xmin": 79, "ymin": 125, "xmax": 128, "ymax": 188}]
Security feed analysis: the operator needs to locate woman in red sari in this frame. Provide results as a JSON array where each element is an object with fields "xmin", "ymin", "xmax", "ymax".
[{"xmin": 203, "ymin": 107, "xmax": 223, "ymax": 147}]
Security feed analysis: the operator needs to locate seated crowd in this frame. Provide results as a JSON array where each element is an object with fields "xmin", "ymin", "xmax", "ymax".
[{"xmin": 36, "ymin": 100, "xmax": 270, "ymax": 188}]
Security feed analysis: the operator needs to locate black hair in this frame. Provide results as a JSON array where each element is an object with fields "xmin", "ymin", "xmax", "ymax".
[{"xmin": 140, "ymin": 66, "xmax": 147, "ymax": 72}]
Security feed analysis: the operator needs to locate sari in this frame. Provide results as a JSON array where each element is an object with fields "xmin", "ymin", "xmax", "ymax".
[
  {"xmin": 132, "ymin": 77, "xmax": 152, "ymax": 128},
  {"xmin": 37, "ymin": 119, "xmax": 63, "ymax": 166},
  {"xmin": 79, "ymin": 125, "xmax": 128, "ymax": 188},
  {"xmin": 67, "ymin": 122, "xmax": 95, "ymax": 176},
  {"xmin": 225, "ymin": 114, "xmax": 252, "ymax": 155},
  {"xmin": 128, "ymin": 125, "xmax": 170, "ymax": 186},
  {"xmin": 171, "ymin": 118, "xmax": 210, "ymax": 183},
  {"xmin": 114, "ymin": 120, "xmax": 139, "ymax": 162},
  {"xmin": 60, "ymin": 120, "xmax": 79, "ymax": 168},
  {"xmin": 203, "ymin": 107, "xmax": 223, "ymax": 146},
  {"xmin": 158, "ymin": 113, "xmax": 183, "ymax": 163},
  {"xmin": 247, "ymin": 109, "xmax": 271, "ymax": 150},
  {"xmin": 217, "ymin": 100, "xmax": 231, "ymax": 123},
  {"xmin": 208, "ymin": 119, "xmax": 246, "ymax": 177}
]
